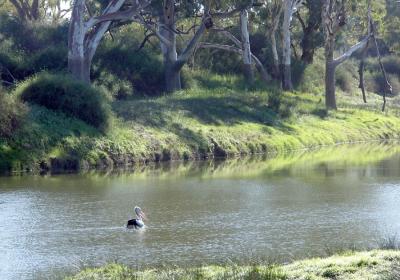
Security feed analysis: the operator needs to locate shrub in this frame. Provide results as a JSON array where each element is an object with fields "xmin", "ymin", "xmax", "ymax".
[
  {"xmin": 29, "ymin": 46, "xmax": 68, "ymax": 72},
  {"xmin": 0, "ymin": 88, "xmax": 27, "ymax": 138},
  {"xmin": 0, "ymin": 13, "xmax": 68, "ymax": 53},
  {"xmin": 16, "ymin": 72, "xmax": 111, "ymax": 131},
  {"xmin": 336, "ymin": 68, "xmax": 354, "ymax": 93},
  {"xmin": 94, "ymin": 71, "xmax": 133, "ymax": 100},
  {"xmin": 366, "ymin": 72, "xmax": 400, "ymax": 96},
  {"xmin": 365, "ymin": 55, "xmax": 400, "ymax": 76},
  {"xmin": 94, "ymin": 37, "xmax": 165, "ymax": 95},
  {"xmin": 181, "ymin": 67, "xmax": 197, "ymax": 89},
  {"xmin": 297, "ymin": 56, "xmax": 325, "ymax": 94},
  {"xmin": 0, "ymin": 13, "xmax": 68, "ymax": 85}
]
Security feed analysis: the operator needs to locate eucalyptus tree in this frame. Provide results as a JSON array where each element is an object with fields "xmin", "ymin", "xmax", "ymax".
[
  {"xmin": 322, "ymin": 0, "xmax": 371, "ymax": 109},
  {"xmin": 281, "ymin": 0, "xmax": 303, "ymax": 91},
  {"xmin": 6, "ymin": 0, "xmax": 70, "ymax": 22},
  {"xmin": 68, "ymin": 0, "xmax": 151, "ymax": 82},
  {"xmin": 295, "ymin": 0, "xmax": 323, "ymax": 64},
  {"xmin": 239, "ymin": 5, "xmax": 253, "ymax": 83},
  {"xmin": 198, "ymin": 0, "xmax": 271, "ymax": 85},
  {"xmin": 7, "ymin": 0, "xmax": 40, "ymax": 21},
  {"xmin": 154, "ymin": 0, "xmax": 211, "ymax": 92},
  {"xmin": 262, "ymin": 0, "xmax": 283, "ymax": 79},
  {"xmin": 256, "ymin": 0, "xmax": 283, "ymax": 80}
]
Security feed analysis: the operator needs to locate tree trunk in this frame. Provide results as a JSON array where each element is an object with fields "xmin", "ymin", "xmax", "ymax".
[
  {"xmin": 281, "ymin": 0, "xmax": 293, "ymax": 91},
  {"xmin": 165, "ymin": 65, "xmax": 181, "ymax": 92},
  {"xmin": 240, "ymin": 9, "xmax": 253, "ymax": 85},
  {"xmin": 68, "ymin": 55, "xmax": 91, "ymax": 83},
  {"xmin": 270, "ymin": 33, "xmax": 280, "ymax": 79},
  {"xmin": 325, "ymin": 45, "xmax": 337, "ymax": 109},
  {"xmin": 300, "ymin": 27, "xmax": 315, "ymax": 64},
  {"xmin": 160, "ymin": 0, "xmax": 181, "ymax": 92},
  {"xmin": 325, "ymin": 62, "xmax": 337, "ymax": 110},
  {"xmin": 68, "ymin": 0, "xmax": 91, "ymax": 83},
  {"xmin": 282, "ymin": 63, "xmax": 292, "ymax": 91}
]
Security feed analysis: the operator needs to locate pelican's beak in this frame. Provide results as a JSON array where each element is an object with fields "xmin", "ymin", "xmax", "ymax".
[{"xmin": 141, "ymin": 210, "xmax": 147, "ymax": 221}]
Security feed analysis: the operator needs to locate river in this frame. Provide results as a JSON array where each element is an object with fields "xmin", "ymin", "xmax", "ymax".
[{"xmin": 1, "ymin": 143, "xmax": 400, "ymax": 279}]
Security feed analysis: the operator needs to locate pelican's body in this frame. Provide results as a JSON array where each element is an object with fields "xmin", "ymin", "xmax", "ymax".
[{"xmin": 127, "ymin": 206, "xmax": 146, "ymax": 229}]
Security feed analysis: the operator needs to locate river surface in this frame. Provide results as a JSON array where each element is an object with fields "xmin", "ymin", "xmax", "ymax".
[{"xmin": 1, "ymin": 143, "xmax": 400, "ymax": 279}]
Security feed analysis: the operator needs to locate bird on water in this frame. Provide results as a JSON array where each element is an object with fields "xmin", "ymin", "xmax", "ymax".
[{"xmin": 127, "ymin": 206, "xmax": 146, "ymax": 229}]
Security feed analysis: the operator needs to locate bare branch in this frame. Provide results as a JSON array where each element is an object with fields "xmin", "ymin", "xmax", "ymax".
[
  {"xmin": 199, "ymin": 43, "xmax": 271, "ymax": 83},
  {"xmin": 135, "ymin": 32, "xmax": 156, "ymax": 51},
  {"xmin": 333, "ymin": 35, "xmax": 370, "ymax": 66}
]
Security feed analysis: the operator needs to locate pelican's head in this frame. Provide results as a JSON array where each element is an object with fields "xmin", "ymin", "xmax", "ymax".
[{"xmin": 134, "ymin": 206, "xmax": 146, "ymax": 220}]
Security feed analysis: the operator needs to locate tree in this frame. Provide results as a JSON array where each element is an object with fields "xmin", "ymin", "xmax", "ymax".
[
  {"xmin": 322, "ymin": 0, "xmax": 370, "ymax": 109},
  {"xmin": 68, "ymin": 0, "xmax": 150, "ymax": 82},
  {"xmin": 240, "ymin": 8, "xmax": 253, "ymax": 84},
  {"xmin": 8, "ymin": 0, "xmax": 40, "ymax": 21},
  {"xmin": 156, "ymin": 0, "xmax": 210, "ymax": 92},
  {"xmin": 295, "ymin": 0, "xmax": 323, "ymax": 64},
  {"xmin": 261, "ymin": 0, "xmax": 283, "ymax": 79},
  {"xmin": 281, "ymin": 0, "xmax": 303, "ymax": 91}
]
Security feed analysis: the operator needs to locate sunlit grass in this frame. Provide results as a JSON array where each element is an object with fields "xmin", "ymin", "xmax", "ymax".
[{"xmin": 67, "ymin": 250, "xmax": 400, "ymax": 280}]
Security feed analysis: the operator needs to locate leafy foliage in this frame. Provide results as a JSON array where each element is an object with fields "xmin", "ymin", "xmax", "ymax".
[
  {"xmin": 16, "ymin": 72, "xmax": 111, "ymax": 131},
  {"xmin": 0, "ymin": 88, "xmax": 27, "ymax": 138}
]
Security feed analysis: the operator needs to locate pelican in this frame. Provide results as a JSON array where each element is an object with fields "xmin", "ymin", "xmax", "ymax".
[{"xmin": 127, "ymin": 206, "xmax": 146, "ymax": 229}]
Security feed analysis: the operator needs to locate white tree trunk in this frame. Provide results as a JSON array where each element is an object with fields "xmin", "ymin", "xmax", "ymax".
[
  {"xmin": 281, "ymin": 0, "xmax": 294, "ymax": 91},
  {"xmin": 68, "ymin": 0, "xmax": 88, "ymax": 82},
  {"xmin": 68, "ymin": 0, "xmax": 150, "ymax": 83},
  {"xmin": 160, "ymin": 0, "xmax": 180, "ymax": 92},
  {"xmin": 240, "ymin": 9, "xmax": 253, "ymax": 84}
]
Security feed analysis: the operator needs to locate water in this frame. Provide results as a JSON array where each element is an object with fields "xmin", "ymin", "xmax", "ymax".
[{"xmin": 1, "ymin": 143, "xmax": 400, "ymax": 279}]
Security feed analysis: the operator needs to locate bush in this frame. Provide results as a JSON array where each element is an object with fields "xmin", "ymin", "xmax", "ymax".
[
  {"xmin": 29, "ymin": 46, "xmax": 68, "ymax": 72},
  {"xmin": 0, "ymin": 13, "xmax": 68, "ymax": 53},
  {"xmin": 366, "ymin": 73, "xmax": 400, "ymax": 96},
  {"xmin": 94, "ymin": 35, "xmax": 165, "ymax": 95},
  {"xmin": 16, "ymin": 72, "xmax": 111, "ymax": 131},
  {"xmin": 0, "ymin": 13, "xmax": 68, "ymax": 85},
  {"xmin": 94, "ymin": 71, "xmax": 133, "ymax": 100},
  {"xmin": 365, "ymin": 55, "xmax": 400, "ymax": 77},
  {"xmin": 336, "ymin": 68, "xmax": 353, "ymax": 93},
  {"xmin": 181, "ymin": 67, "xmax": 197, "ymax": 89},
  {"xmin": 0, "ymin": 88, "xmax": 27, "ymax": 138},
  {"xmin": 297, "ymin": 56, "xmax": 325, "ymax": 94}
]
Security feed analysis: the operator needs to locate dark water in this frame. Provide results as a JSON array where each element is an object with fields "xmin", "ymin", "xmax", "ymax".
[{"xmin": 1, "ymin": 143, "xmax": 400, "ymax": 279}]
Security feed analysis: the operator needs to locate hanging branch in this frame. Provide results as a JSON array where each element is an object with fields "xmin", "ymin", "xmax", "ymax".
[
  {"xmin": 370, "ymin": 23, "xmax": 392, "ymax": 111},
  {"xmin": 358, "ymin": 40, "xmax": 369, "ymax": 103},
  {"xmin": 357, "ymin": 0, "xmax": 392, "ymax": 111}
]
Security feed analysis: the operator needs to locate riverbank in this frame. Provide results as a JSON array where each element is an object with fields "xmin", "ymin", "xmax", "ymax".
[
  {"xmin": 2, "ymin": 82, "xmax": 400, "ymax": 173},
  {"xmin": 68, "ymin": 250, "xmax": 400, "ymax": 280}
]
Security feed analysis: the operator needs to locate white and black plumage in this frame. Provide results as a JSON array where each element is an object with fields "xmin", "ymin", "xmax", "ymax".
[{"xmin": 127, "ymin": 206, "xmax": 146, "ymax": 229}]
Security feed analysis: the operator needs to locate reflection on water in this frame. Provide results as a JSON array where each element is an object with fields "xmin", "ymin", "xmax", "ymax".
[{"xmin": 1, "ymin": 142, "xmax": 400, "ymax": 279}]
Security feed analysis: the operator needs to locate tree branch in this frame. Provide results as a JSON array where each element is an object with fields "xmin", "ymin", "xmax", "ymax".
[
  {"xmin": 332, "ymin": 35, "xmax": 370, "ymax": 66},
  {"xmin": 199, "ymin": 43, "xmax": 271, "ymax": 83}
]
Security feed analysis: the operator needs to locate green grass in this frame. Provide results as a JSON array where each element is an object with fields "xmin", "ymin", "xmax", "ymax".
[
  {"xmin": 67, "ymin": 250, "xmax": 400, "ymax": 280},
  {"xmin": 2, "ymin": 73, "xmax": 400, "ymax": 173}
]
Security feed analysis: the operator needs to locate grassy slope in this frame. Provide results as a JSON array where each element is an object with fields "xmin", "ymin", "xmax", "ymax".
[
  {"xmin": 1, "ymin": 74, "xmax": 400, "ymax": 173},
  {"xmin": 68, "ymin": 250, "xmax": 400, "ymax": 280}
]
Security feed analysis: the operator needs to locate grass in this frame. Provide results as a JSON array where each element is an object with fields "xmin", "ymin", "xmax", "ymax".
[
  {"xmin": 67, "ymin": 250, "xmax": 400, "ymax": 280},
  {"xmin": 2, "ymin": 73, "xmax": 400, "ymax": 173}
]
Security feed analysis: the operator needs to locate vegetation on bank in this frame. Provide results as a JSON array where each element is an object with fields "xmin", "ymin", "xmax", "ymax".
[
  {"xmin": 0, "ymin": 9, "xmax": 399, "ymax": 174},
  {"xmin": 2, "ymin": 71, "xmax": 400, "ymax": 174},
  {"xmin": 68, "ymin": 250, "xmax": 400, "ymax": 280}
]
